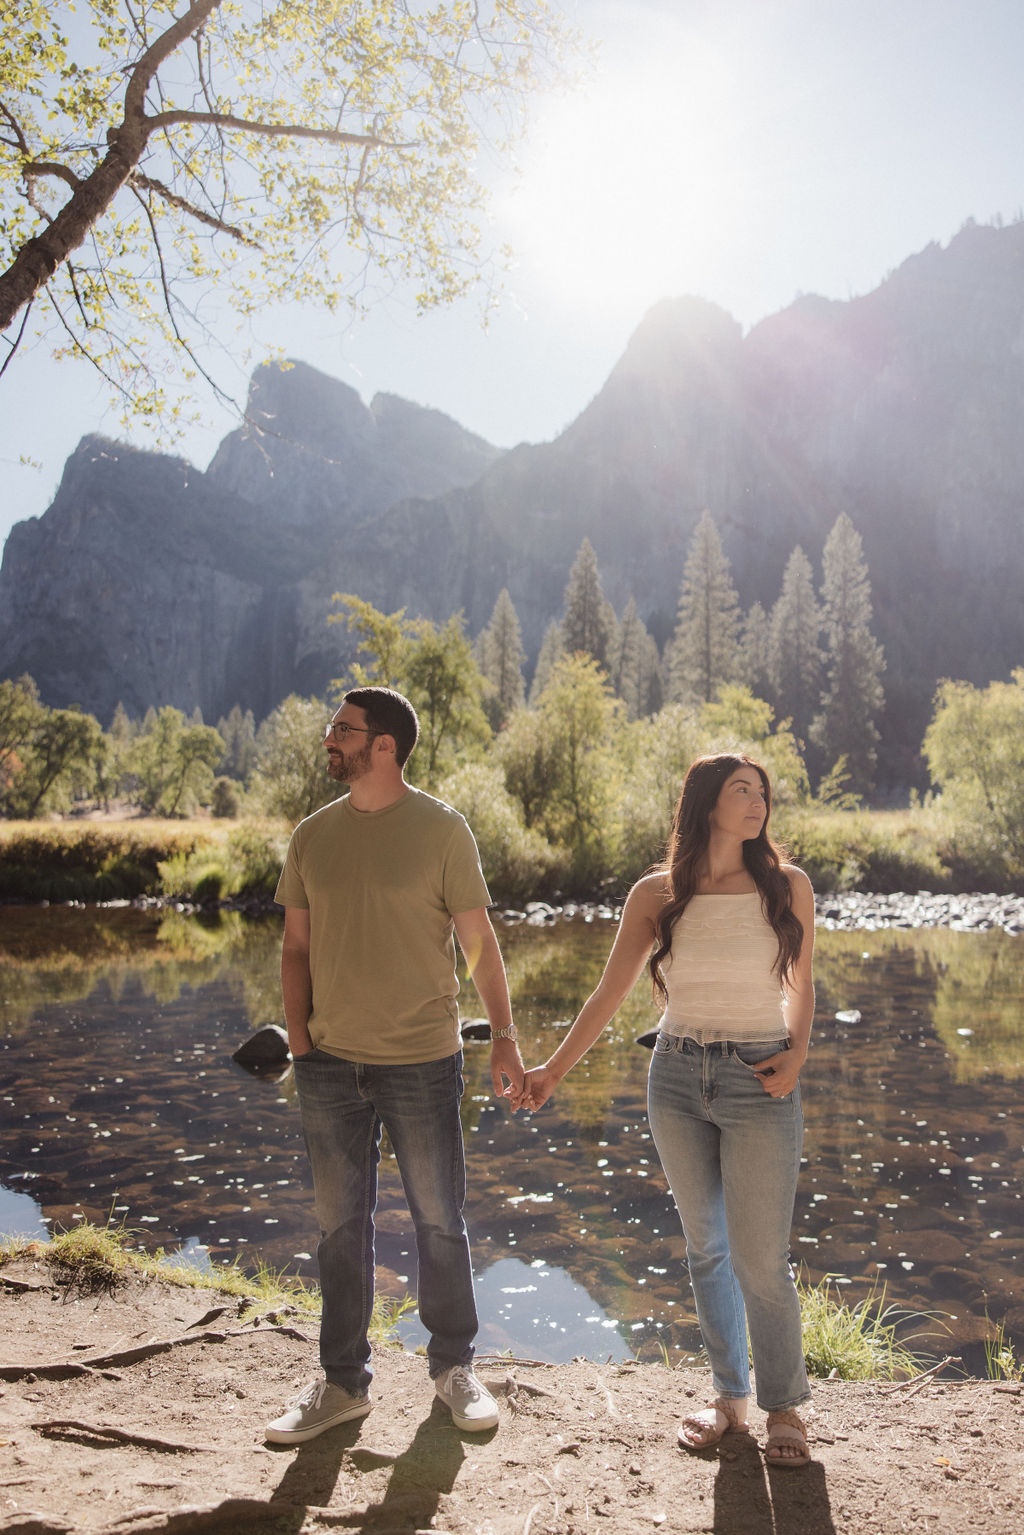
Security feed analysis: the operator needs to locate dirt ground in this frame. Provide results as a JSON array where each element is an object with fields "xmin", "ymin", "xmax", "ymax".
[{"xmin": 2, "ymin": 1258, "xmax": 1022, "ymax": 1535}]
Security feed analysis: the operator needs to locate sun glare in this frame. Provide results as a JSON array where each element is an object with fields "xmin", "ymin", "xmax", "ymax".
[{"xmin": 500, "ymin": 34, "xmax": 754, "ymax": 321}]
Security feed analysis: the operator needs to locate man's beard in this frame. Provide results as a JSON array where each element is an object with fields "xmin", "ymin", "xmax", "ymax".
[{"xmin": 327, "ymin": 740, "xmax": 374, "ymax": 783}]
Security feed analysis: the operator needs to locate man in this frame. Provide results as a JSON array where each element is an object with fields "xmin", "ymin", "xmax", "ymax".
[{"xmin": 265, "ymin": 685, "xmax": 523, "ymax": 1444}]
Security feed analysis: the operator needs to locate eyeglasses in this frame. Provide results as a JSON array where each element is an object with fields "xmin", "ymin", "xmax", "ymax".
[{"xmin": 323, "ymin": 721, "xmax": 378, "ymax": 742}]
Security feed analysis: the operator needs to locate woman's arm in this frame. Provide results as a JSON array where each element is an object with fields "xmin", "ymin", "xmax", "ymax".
[
  {"xmin": 753, "ymin": 865, "xmax": 816, "ymax": 1099},
  {"xmin": 519, "ymin": 876, "xmax": 665, "ymax": 1110}
]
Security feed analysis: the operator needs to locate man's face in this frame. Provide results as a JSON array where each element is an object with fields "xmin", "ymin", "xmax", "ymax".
[{"xmin": 324, "ymin": 703, "xmax": 376, "ymax": 784}]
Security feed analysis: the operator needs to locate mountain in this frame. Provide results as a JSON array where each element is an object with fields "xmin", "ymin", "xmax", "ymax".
[
  {"xmin": 0, "ymin": 366, "xmax": 502, "ymax": 723},
  {"xmin": 3, "ymin": 219, "xmax": 1024, "ymax": 784}
]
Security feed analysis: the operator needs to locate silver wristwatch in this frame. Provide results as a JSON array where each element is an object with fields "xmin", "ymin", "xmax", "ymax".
[{"xmin": 491, "ymin": 1024, "xmax": 518, "ymax": 1041}]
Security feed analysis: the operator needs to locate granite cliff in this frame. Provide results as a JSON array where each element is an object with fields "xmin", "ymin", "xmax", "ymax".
[{"xmin": 2, "ymin": 220, "xmax": 1024, "ymax": 780}]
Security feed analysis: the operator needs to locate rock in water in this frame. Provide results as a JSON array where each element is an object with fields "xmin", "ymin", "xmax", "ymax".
[{"xmin": 233, "ymin": 1024, "xmax": 290, "ymax": 1067}]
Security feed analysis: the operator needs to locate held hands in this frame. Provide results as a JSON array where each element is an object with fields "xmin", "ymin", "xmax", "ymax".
[
  {"xmin": 490, "ymin": 1036, "xmax": 525, "ymax": 1102},
  {"xmin": 504, "ymin": 1064, "xmax": 560, "ymax": 1113}
]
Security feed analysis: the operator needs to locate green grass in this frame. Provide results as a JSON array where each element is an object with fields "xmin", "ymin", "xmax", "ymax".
[
  {"xmin": 0, "ymin": 1221, "xmax": 410, "ymax": 1346},
  {"xmin": 2, "ymin": 1228, "xmax": 947, "ymax": 1377},
  {"xmin": 0, "ymin": 803, "xmax": 1013, "ymax": 901},
  {"xmin": 984, "ymin": 1319, "xmax": 1024, "ymax": 1382},
  {"xmin": 797, "ymin": 1274, "xmax": 926, "ymax": 1381},
  {"xmin": 0, "ymin": 817, "xmax": 289, "ymax": 903}
]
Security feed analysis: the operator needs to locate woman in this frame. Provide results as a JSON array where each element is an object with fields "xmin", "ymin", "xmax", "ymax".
[{"xmin": 519, "ymin": 753, "xmax": 815, "ymax": 1467}]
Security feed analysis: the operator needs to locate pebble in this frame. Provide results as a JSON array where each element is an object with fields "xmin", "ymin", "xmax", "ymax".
[
  {"xmin": 815, "ymin": 891, "xmax": 1024, "ymax": 934},
  {"xmin": 497, "ymin": 892, "xmax": 1024, "ymax": 934}
]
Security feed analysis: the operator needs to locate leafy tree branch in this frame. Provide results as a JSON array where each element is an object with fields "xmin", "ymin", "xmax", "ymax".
[{"xmin": 0, "ymin": 0, "xmax": 569, "ymax": 425}]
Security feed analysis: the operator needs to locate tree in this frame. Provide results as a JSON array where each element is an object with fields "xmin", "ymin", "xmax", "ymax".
[
  {"xmin": 1, "ymin": 1, "xmax": 566, "ymax": 421},
  {"xmin": 610, "ymin": 595, "xmax": 661, "ymax": 720},
  {"xmin": 435, "ymin": 759, "xmax": 561, "ymax": 902},
  {"xmin": 531, "ymin": 653, "xmax": 622, "ymax": 885},
  {"xmin": 768, "ymin": 546, "xmax": 823, "ymax": 742},
  {"xmin": 2, "ymin": 702, "xmax": 104, "ymax": 817},
  {"xmin": 330, "ymin": 594, "xmax": 490, "ymax": 786},
  {"xmin": 102, "ymin": 701, "xmax": 138, "ymax": 808},
  {"xmin": 561, "ymin": 537, "xmax": 616, "ymax": 671},
  {"xmin": 667, "ymin": 510, "xmax": 741, "ymax": 704},
  {"xmin": 216, "ymin": 705, "xmax": 257, "ymax": 781},
  {"xmin": 404, "ymin": 614, "xmax": 491, "ymax": 785},
  {"xmin": 248, "ymin": 694, "xmax": 336, "ymax": 824},
  {"xmin": 0, "ymin": 674, "xmax": 44, "ymax": 792},
  {"xmin": 699, "ymin": 687, "xmax": 809, "ymax": 807},
  {"xmin": 496, "ymin": 706, "xmax": 564, "ymax": 833},
  {"xmin": 811, "ymin": 515, "xmax": 885, "ymax": 794},
  {"xmin": 131, "ymin": 706, "xmax": 224, "ymax": 815},
  {"xmin": 738, "ymin": 601, "xmax": 770, "ymax": 702},
  {"xmin": 923, "ymin": 670, "xmax": 1024, "ymax": 879},
  {"xmin": 528, "ymin": 619, "xmax": 565, "ymax": 705},
  {"xmin": 476, "ymin": 588, "xmax": 526, "ymax": 728}
]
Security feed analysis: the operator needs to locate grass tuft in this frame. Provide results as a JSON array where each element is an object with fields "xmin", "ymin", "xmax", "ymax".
[
  {"xmin": 797, "ymin": 1273, "xmax": 925, "ymax": 1381},
  {"xmin": 984, "ymin": 1319, "xmax": 1024, "ymax": 1382},
  {"xmin": 0, "ymin": 1221, "xmax": 414, "ymax": 1347}
]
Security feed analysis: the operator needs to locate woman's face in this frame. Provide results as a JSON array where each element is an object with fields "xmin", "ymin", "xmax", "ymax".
[{"xmin": 709, "ymin": 766, "xmax": 768, "ymax": 840}]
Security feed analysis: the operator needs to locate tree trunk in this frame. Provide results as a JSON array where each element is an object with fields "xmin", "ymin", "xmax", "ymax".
[{"xmin": 0, "ymin": 0, "xmax": 219, "ymax": 333}]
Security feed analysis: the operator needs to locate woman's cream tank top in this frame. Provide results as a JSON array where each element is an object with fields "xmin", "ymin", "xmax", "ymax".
[{"xmin": 657, "ymin": 891, "xmax": 786, "ymax": 1044}]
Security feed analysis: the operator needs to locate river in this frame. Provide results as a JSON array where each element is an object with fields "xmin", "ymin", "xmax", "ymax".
[{"xmin": 1, "ymin": 904, "xmax": 1022, "ymax": 1371}]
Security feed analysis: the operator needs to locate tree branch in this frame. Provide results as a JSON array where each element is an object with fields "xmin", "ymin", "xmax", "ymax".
[
  {"xmin": 122, "ymin": 0, "xmax": 222, "ymax": 125},
  {"xmin": 0, "ymin": 297, "xmax": 32, "ymax": 379},
  {"xmin": 130, "ymin": 171, "xmax": 262, "ymax": 248},
  {"xmin": 0, "ymin": 99, "xmax": 31, "ymax": 155},
  {"xmin": 145, "ymin": 108, "xmax": 407, "ymax": 152},
  {"xmin": 129, "ymin": 181, "xmax": 239, "ymax": 408},
  {"xmin": 23, "ymin": 161, "xmax": 83, "ymax": 192},
  {"xmin": 0, "ymin": 0, "xmax": 222, "ymax": 332}
]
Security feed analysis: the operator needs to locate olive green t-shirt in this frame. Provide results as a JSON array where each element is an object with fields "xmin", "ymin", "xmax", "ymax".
[{"xmin": 275, "ymin": 787, "xmax": 491, "ymax": 1064}]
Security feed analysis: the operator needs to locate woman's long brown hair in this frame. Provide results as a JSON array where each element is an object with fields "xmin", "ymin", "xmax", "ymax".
[{"xmin": 649, "ymin": 753, "xmax": 803, "ymax": 1004}]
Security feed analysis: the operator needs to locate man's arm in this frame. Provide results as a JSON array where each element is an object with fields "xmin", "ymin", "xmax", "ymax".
[
  {"xmin": 281, "ymin": 906, "xmax": 315, "ymax": 1059},
  {"xmin": 453, "ymin": 906, "xmax": 524, "ymax": 1101}
]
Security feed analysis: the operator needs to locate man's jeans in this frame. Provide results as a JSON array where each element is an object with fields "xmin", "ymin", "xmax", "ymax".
[
  {"xmin": 647, "ymin": 1033, "xmax": 810, "ymax": 1412},
  {"xmin": 293, "ymin": 1048, "xmax": 478, "ymax": 1394}
]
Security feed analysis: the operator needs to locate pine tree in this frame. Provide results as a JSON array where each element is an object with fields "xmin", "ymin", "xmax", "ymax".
[
  {"xmin": 477, "ymin": 589, "xmax": 526, "ymax": 727},
  {"xmin": 612, "ymin": 596, "xmax": 662, "ymax": 719},
  {"xmin": 811, "ymin": 515, "xmax": 885, "ymax": 793},
  {"xmin": 216, "ymin": 705, "xmax": 258, "ymax": 781},
  {"xmin": 667, "ymin": 510, "xmax": 741, "ymax": 703},
  {"xmin": 768, "ymin": 546, "xmax": 824, "ymax": 741},
  {"xmin": 561, "ymin": 538, "xmax": 616, "ymax": 671},
  {"xmin": 738, "ymin": 602, "xmax": 771, "ymax": 700},
  {"xmin": 529, "ymin": 620, "xmax": 566, "ymax": 705}
]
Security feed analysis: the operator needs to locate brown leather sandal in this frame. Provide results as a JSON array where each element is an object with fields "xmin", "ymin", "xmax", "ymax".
[
  {"xmin": 678, "ymin": 1396, "xmax": 749, "ymax": 1451},
  {"xmin": 765, "ymin": 1408, "xmax": 811, "ymax": 1468}
]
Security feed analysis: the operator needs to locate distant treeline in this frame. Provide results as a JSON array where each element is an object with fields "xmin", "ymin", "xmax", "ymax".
[{"xmin": 2, "ymin": 566, "xmax": 1023, "ymax": 897}]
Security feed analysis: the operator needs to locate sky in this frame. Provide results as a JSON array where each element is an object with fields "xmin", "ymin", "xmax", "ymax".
[{"xmin": 3, "ymin": 0, "xmax": 1024, "ymax": 550}]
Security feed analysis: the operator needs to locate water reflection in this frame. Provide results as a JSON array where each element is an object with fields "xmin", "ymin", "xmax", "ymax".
[
  {"xmin": 2, "ymin": 908, "xmax": 1023, "ymax": 1369},
  {"xmin": 399, "ymin": 1256, "xmax": 635, "ymax": 1364}
]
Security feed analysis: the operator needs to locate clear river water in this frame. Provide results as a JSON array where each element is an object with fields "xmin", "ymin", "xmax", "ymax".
[{"xmin": 1, "ymin": 905, "xmax": 1022, "ymax": 1373}]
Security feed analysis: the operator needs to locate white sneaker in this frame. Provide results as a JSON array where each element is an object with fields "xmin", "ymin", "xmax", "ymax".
[
  {"xmin": 265, "ymin": 1378, "xmax": 372, "ymax": 1443},
  {"xmin": 434, "ymin": 1365, "xmax": 499, "ymax": 1431}
]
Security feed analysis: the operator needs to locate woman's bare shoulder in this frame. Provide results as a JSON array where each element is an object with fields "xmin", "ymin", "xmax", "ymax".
[
  {"xmin": 781, "ymin": 863, "xmax": 814, "ymax": 899},
  {"xmin": 626, "ymin": 871, "xmax": 672, "ymax": 912}
]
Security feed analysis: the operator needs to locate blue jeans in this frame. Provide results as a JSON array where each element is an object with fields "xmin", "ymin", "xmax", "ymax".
[
  {"xmin": 647, "ymin": 1033, "xmax": 810, "ymax": 1412},
  {"xmin": 293, "ymin": 1048, "xmax": 478, "ymax": 1394}
]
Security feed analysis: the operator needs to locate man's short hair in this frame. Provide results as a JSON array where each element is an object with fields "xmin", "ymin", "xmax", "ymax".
[{"xmin": 343, "ymin": 686, "xmax": 419, "ymax": 767}]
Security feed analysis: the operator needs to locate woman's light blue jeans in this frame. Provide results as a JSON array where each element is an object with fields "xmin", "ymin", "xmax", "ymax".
[
  {"xmin": 647, "ymin": 1033, "xmax": 810, "ymax": 1412},
  {"xmin": 293, "ymin": 1047, "xmax": 477, "ymax": 1395}
]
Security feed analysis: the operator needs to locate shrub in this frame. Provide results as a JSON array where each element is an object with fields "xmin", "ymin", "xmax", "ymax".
[
  {"xmin": 436, "ymin": 762, "xmax": 566, "ymax": 904},
  {"xmin": 226, "ymin": 824, "xmax": 290, "ymax": 898},
  {"xmin": 211, "ymin": 777, "xmax": 242, "ymax": 818}
]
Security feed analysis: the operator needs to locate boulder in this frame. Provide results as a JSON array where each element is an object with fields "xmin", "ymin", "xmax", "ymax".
[{"xmin": 232, "ymin": 1024, "xmax": 290, "ymax": 1068}]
